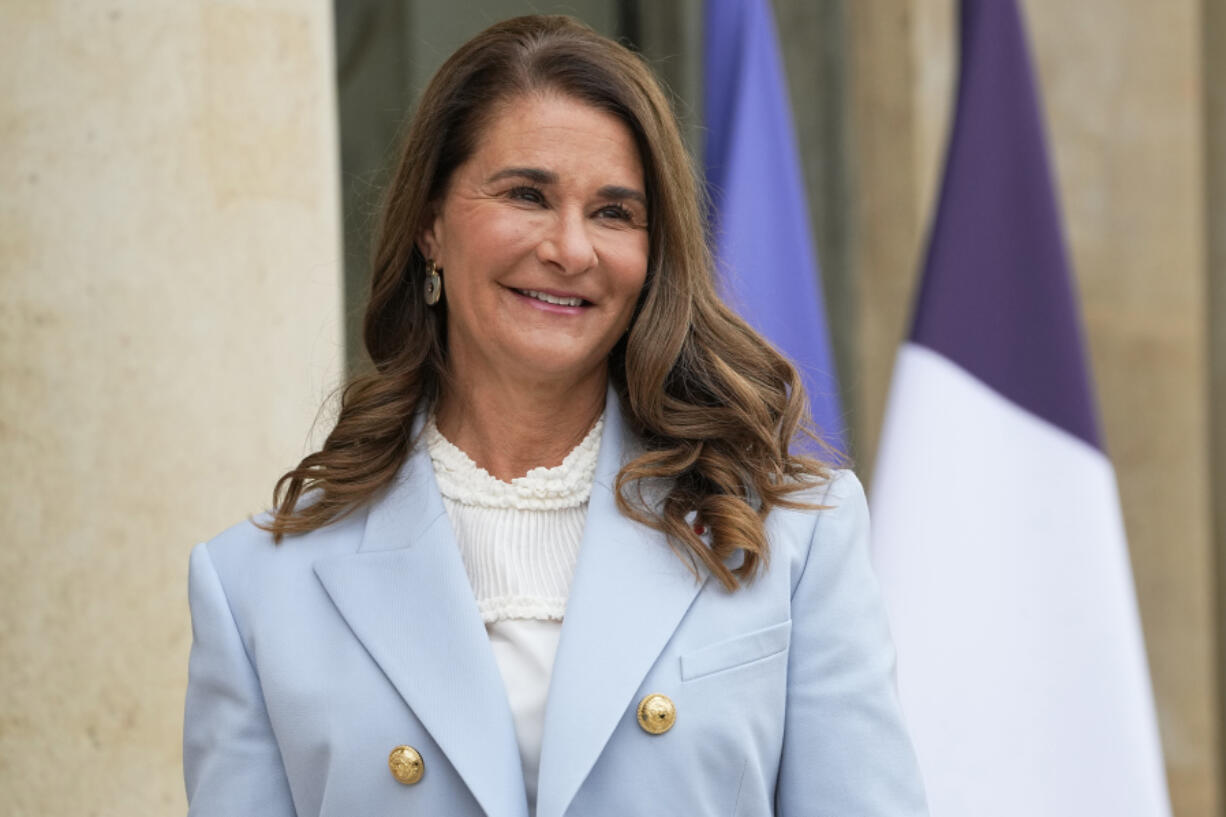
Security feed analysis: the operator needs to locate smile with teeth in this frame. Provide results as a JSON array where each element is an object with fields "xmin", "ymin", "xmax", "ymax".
[{"xmin": 515, "ymin": 288, "xmax": 588, "ymax": 307}]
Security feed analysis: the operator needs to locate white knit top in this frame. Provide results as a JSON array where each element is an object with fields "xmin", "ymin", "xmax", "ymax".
[{"xmin": 424, "ymin": 414, "xmax": 603, "ymax": 812}]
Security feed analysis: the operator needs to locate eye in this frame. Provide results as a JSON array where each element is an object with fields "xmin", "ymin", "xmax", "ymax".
[
  {"xmin": 507, "ymin": 186, "xmax": 546, "ymax": 205},
  {"xmin": 595, "ymin": 203, "xmax": 634, "ymax": 221}
]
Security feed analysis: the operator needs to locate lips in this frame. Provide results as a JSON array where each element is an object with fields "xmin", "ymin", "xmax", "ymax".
[{"xmin": 513, "ymin": 288, "xmax": 590, "ymax": 307}]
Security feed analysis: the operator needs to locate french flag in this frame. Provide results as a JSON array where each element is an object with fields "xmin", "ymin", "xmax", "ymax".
[{"xmin": 868, "ymin": 1, "xmax": 1172, "ymax": 814}]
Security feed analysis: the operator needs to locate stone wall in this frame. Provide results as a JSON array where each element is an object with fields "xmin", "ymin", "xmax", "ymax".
[{"xmin": 0, "ymin": 2, "xmax": 344, "ymax": 813}]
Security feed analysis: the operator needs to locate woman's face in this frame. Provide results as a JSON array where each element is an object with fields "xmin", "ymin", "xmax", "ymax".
[{"xmin": 420, "ymin": 93, "xmax": 649, "ymax": 395}]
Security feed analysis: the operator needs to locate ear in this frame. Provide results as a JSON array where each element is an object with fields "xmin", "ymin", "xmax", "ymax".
[{"xmin": 417, "ymin": 208, "xmax": 443, "ymax": 265}]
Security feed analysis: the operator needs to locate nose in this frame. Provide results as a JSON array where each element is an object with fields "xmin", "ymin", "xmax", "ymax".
[{"xmin": 538, "ymin": 207, "xmax": 597, "ymax": 274}]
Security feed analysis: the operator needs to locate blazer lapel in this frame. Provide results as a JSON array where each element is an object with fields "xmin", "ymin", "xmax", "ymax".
[
  {"xmin": 313, "ymin": 435, "xmax": 528, "ymax": 817},
  {"xmin": 535, "ymin": 393, "xmax": 708, "ymax": 817}
]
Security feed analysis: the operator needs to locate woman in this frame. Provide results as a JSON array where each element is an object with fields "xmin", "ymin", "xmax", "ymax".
[{"xmin": 184, "ymin": 14, "xmax": 927, "ymax": 817}]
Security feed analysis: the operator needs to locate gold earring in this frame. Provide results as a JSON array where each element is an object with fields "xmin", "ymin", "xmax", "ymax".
[{"xmin": 424, "ymin": 260, "xmax": 443, "ymax": 305}]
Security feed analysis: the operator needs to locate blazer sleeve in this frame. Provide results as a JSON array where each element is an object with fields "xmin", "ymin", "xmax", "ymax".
[
  {"xmin": 183, "ymin": 542, "xmax": 297, "ymax": 817},
  {"xmin": 775, "ymin": 472, "xmax": 929, "ymax": 816}
]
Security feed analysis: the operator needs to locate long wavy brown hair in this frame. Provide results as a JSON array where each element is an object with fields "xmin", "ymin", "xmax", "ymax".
[{"xmin": 264, "ymin": 15, "xmax": 837, "ymax": 589}]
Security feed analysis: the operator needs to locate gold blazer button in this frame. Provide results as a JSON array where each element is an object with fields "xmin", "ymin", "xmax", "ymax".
[
  {"xmin": 637, "ymin": 693, "xmax": 676, "ymax": 735},
  {"xmin": 388, "ymin": 745, "xmax": 424, "ymax": 785}
]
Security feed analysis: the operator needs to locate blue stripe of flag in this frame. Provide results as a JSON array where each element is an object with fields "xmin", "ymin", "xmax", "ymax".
[{"xmin": 703, "ymin": 0, "xmax": 845, "ymax": 449}]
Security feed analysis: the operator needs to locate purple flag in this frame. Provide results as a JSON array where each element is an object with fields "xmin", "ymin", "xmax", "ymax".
[
  {"xmin": 703, "ymin": 0, "xmax": 843, "ymax": 447},
  {"xmin": 910, "ymin": 0, "xmax": 1099, "ymax": 448},
  {"xmin": 869, "ymin": 2, "xmax": 1171, "ymax": 814}
]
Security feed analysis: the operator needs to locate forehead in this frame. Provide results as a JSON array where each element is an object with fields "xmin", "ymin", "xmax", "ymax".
[{"xmin": 465, "ymin": 93, "xmax": 644, "ymax": 180}]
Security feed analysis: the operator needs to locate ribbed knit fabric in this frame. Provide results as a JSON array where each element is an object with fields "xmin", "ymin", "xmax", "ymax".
[
  {"xmin": 425, "ymin": 414, "xmax": 604, "ymax": 813},
  {"xmin": 424, "ymin": 413, "xmax": 603, "ymax": 622}
]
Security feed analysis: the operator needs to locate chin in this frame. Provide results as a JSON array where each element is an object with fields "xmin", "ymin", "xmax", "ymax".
[{"xmin": 508, "ymin": 349, "xmax": 609, "ymax": 385}]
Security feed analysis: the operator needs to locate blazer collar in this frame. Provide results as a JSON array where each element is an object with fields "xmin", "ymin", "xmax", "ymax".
[
  {"xmin": 313, "ymin": 390, "xmax": 705, "ymax": 817},
  {"xmin": 313, "ymin": 415, "xmax": 529, "ymax": 817},
  {"xmin": 535, "ymin": 389, "xmax": 707, "ymax": 817}
]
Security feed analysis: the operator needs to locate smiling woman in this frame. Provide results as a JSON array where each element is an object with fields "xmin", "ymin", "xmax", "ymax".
[
  {"xmin": 183, "ymin": 14, "xmax": 928, "ymax": 817},
  {"xmin": 420, "ymin": 93, "xmax": 649, "ymax": 449}
]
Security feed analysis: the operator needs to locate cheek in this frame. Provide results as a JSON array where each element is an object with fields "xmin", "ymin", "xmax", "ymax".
[
  {"xmin": 603, "ymin": 235, "xmax": 649, "ymax": 294},
  {"xmin": 615, "ymin": 253, "xmax": 649, "ymax": 308},
  {"xmin": 479, "ymin": 217, "xmax": 538, "ymax": 252},
  {"xmin": 439, "ymin": 205, "xmax": 539, "ymax": 270}
]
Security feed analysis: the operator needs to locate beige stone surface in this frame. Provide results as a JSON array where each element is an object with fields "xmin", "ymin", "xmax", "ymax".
[
  {"xmin": 910, "ymin": 0, "xmax": 957, "ymax": 237},
  {"xmin": 852, "ymin": 1, "xmax": 1218, "ymax": 814},
  {"xmin": 0, "ymin": 2, "xmax": 343, "ymax": 814},
  {"xmin": 1209, "ymin": 0, "xmax": 1226, "ymax": 804},
  {"xmin": 848, "ymin": 0, "xmax": 955, "ymax": 479},
  {"xmin": 847, "ymin": 2, "xmax": 924, "ymax": 480}
]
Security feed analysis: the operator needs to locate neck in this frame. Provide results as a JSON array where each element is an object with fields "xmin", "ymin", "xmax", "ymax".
[{"xmin": 435, "ymin": 367, "xmax": 608, "ymax": 482}]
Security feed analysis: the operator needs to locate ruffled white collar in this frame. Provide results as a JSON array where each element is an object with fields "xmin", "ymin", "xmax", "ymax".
[{"xmin": 424, "ymin": 414, "xmax": 604, "ymax": 510}]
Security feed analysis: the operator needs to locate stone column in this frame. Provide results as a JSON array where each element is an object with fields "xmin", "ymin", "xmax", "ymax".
[
  {"xmin": 0, "ymin": 2, "xmax": 343, "ymax": 814},
  {"xmin": 847, "ymin": 0, "xmax": 955, "ymax": 476},
  {"xmin": 1207, "ymin": 0, "xmax": 1226, "ymax": 810}
]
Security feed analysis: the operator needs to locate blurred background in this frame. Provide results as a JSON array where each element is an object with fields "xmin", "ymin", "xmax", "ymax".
[{"xmin": 1, "ymin": 0, "xmax": 1222, "ymax": 814}]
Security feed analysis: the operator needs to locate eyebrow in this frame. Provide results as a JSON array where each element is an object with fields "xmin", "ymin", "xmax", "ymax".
[
  {"xmin": 488, "ymin": 167, "xmax": 556, "ymax": 185},
  {"xmin": 599, "ymin": 185, "xmax": 648, "ymax": 207},
  {"xmin": 487, "ymin": 167, "xmax": 647, "ymax": 207}
]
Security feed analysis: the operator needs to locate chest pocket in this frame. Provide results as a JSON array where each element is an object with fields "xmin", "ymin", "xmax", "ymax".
[{"xmin": 680, "ymin": 620, "xmax": 792, "ymax": 682}]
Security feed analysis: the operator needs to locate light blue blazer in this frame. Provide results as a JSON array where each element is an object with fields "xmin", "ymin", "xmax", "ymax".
[{"xmin": 183, "ymin": 392, "xmax": 928, "ymax": 816}]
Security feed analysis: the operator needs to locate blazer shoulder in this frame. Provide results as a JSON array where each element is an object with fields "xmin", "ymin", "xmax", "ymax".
[
  {"xmin": 772, "ymin": 466, "xmax": 865, "ymax": 510},
  {"xmin": 196, "ymin": 508, "xmax": 367, "ymax": 596},
  {"xmin": 814, "ymin": 468, "xmax": 869, "ymax": 536},
  {"xmin": 766, "ymin": 469, "xmax": 869, "ymax": 585},
  {"xmin": 203, "ymin": 512, "xmax": 275, "ymax": 553}
]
